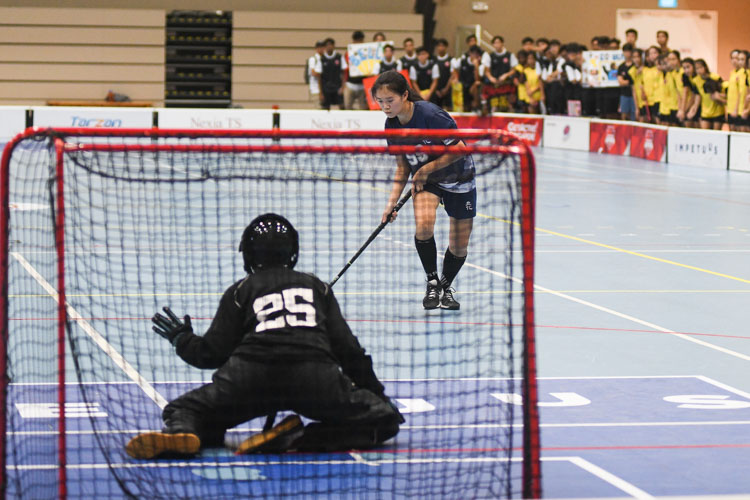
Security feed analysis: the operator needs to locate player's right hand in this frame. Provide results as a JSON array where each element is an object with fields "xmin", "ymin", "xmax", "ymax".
[
  {"xmin": 152, "ymin": 307, "xmax": 193, "ymax": 346},
  {"xmin": 382, "ymin": 206, "xmax": 397, "ymax": 224}
]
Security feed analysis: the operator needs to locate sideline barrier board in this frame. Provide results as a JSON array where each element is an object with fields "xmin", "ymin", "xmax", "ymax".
[
  {"xmin": 543, "ymin": 116, "xmax": 590, "ymax": 151},
  {"xmin": 279, "ymin": 110, "xmax": 385, "ymax": 131},
  {"xmin": 630, "ymin": 122, "xmax": 667, "ymax": 162},
  {"xmin": 729, "ymin": 132, "xmax": 750, "ymax": 172},
  {"xmin": 452, "ymin": 113, "xmax": 543, "ymax": 146},
  {"xmin": 668, "ymin": 127, "xmax": 729, "ymax": 169},
  {"xmin": 157, "ymin": 108, "xmax": 273, "ymax": 130},
  {"xmin": 590, "ymin": 119, "xmax": 631, "ymax": 155},
  {"xmin": 33, "ymin": 106, "xmax": 153, "ymax": 129},
  {"xmin": 0, "ymin": 106, "xmax": 26, "ymax": 139}
]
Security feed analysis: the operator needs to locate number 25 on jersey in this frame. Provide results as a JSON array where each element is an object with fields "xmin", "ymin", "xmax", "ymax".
[{"xmin": 253, "ymin": 287, "xmax": 317, "ymax": 332}]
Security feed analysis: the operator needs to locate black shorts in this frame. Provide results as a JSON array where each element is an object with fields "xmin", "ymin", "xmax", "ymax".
[
  {"xmin": 648, "ymin": 104, "xmax": 660, "ymax": 120},
  {"xmin": 659, "ymin": 110, "xmax": 678, "ymax": 124},
  {"xmin": 321, "ymin": 90, "xmax": 342, "ymax": 109},
  {"xmin": 701, "ymin": 115, "xmax": 725, "ymax": 124},
  {"xmin": 728, "ymin": 115, "xmax": 743, "ymax": 126},
  {"xmin": 424, "ymin": 184, "xmax": 477, "ymax": 220}
]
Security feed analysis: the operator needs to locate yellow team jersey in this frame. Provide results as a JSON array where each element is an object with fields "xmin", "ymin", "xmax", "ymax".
[
  {"xmin": 641, "ymin": 66, "xmax": 661, "ymax": 105},
  {"xmin": 692, "ymin": 73, "xmax": 725, "ymax": 119},
  {"xmin": 659, "ymin": 68, "xmax": 682, "ymax": 114},
  {"xmin": 523, "ymin": 67, "xmax": 542, "ymax": 101},
  {"xmin": 727, "ymin": 68, "xmax": 748, "ymax": 116},
  {"xmin": 741, "ymin": 69, "xmax": 749, "ymax": 116},
  {"xmin": 629, "ymin": 66, "xmax": 645, "ymax": 108},
  {"xmin": 515, "ymin": 64, "xmax": 527, "ymax": 102}
]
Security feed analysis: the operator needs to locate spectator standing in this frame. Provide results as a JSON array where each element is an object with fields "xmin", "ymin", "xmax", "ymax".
[
  {"xmin": 563, "ymin": 43, "xmax": 583, "ymax": 115},
  {"xmin": 373, "ymin": 32, "xmax": 386, "ymax": 42},
  {"xmin": 625, "ymin": 28, "xmax": 638, "ymax": 48},
  {"xmin": 456, "ymin": 45, "xmax": 483, "ymax": 112},
  {"xmin": 629, "ymin": 48, "xmax": 648, "ymax": 121},
  {"xmin": 542, "ymin": 40, "xmax": 565, "ymax": 115},
  {"xmin": 306, "ymin": 40, "xmax": 325, "ymax": 105},
  {"xmin": 432, "ymin": 39, "xmax": 455, "ymax": 110},
  {"xmin": 344, "ymin": 30, "xmax": 368, "ymax": 110},
  {"xmin": 410, "ymin": 46, "xmax": 439, "ymax": 101},
  {"xmin": 521, "ymin": 37, "xmax": 535, "ymax": 53},
  {"xmin": 522, "ymin": 51, "xmax": 544, "ymax": 114},
  {"xmin": 313, "ymin": 38, "xmax": 347, "ymax": 110},
  {"xmin": 641, "ymin": 46, "xmax": 662, "ymax": 122},
  {"xmin": 455, "ymin": 35, "xmax": 483, "ymax": 112},
  {"xmin": 679, "ymin": 58, "xmax": 701, "ymax": 128},
  {"xmin": 481, "ymin": 35, "xmax": 518, "ymax": 113},
  {"xmin": 726, "ymin": 49, "xmax": 748, "ymax": 130},
  {"xmin": 656, "ymin": 30, "xmax": 670, "ymax": 54},
  {"xmin": 400, "ymin": 38, "xmax": 419, "ymax": 75},
  {"xmin": 693, "ymin": 59, "xmax": 726, "ymax": 130},
  {"xmin": 617, "ymin": 44, "xmax": 636, "ymax": 120}
]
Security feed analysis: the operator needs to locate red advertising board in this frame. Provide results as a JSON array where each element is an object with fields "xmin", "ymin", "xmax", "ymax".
[
  {"xmin": 589, "ymin": 122, "xmax": 632, "ymax": 155},
  {"xmin": 631, "ymin": 125, "xmax": 667, "ymax": 162},
  {"xmin": 451, "ymin": 115, "xmax": 543, "ymax": 146}
]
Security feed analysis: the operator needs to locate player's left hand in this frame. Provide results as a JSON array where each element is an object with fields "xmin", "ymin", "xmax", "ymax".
[{"xmin": 152, "ymin": 307, "xmax": 193, "ymax": 346}]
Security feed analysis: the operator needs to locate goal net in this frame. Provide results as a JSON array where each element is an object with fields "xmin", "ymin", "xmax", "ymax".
[{"xmin": 0, "ymin": 128, "xmax": 540, "ymax": 499}]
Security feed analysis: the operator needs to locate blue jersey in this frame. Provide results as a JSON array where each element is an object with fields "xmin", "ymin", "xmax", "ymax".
[{"xmin": 385, "ymin": 100, "xmax": 475, "ymax": 193}]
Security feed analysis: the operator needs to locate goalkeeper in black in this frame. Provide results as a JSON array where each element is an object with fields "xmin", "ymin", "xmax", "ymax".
[{"xmin": 126, "ymin": 213, "xmax": 403, "ymax": 459}]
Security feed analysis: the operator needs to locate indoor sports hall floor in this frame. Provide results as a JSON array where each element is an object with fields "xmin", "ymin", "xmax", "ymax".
[{"xmin": 6, "ymin": 143, "xmax": 750, "ymax": 499}]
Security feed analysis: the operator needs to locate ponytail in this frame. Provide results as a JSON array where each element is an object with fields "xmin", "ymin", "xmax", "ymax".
[{"xmin": 370, "ymin": 70, "xmax": 423, "ymax": 102}]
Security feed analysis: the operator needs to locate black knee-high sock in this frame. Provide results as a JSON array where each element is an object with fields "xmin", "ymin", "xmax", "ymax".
[
  {"xmin": 440, "ymin": 249, "xmax": 467, "ymax": 289},
  {"xmin": 415, "ymin": 236, "xmax": 438, "ymax": 282}
]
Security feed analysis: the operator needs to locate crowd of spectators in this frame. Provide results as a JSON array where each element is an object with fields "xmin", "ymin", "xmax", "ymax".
[{"xmin": 306, "ymin": 29, "xmax": 750, "ymax": 131}]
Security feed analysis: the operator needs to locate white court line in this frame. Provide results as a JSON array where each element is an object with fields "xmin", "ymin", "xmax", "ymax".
[
  {"xmin": 10, "ymin": 252, "xmax": 169, "ymax": 409},
  {"xmin": 563, "ymin": 456, "xmax": 655, "ymax": 499},
  {"xmin": 8, "ymin": 454, "xmax": 654, "ymax": 498},
  {"xmin": 696, "ymin": 376, "xmax": 750, "ymax": 401},
  {"xmin": 463, "ymin": 259, "xmax": 750, "ymax": 363}
]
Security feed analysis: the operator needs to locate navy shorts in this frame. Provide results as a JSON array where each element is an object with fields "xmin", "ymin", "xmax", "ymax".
[{"xmin": 424, "ymin": 184, "xmax": 477, "ymax": 220}]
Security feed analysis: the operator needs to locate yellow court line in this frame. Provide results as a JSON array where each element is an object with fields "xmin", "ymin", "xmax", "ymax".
[
  {"xmin": 478, "ymin": 212, "xmax": 750, "ymax": 285},
  {"xmin": 537, "ymin": 228, "xmax": 750, "ymax": 285}
]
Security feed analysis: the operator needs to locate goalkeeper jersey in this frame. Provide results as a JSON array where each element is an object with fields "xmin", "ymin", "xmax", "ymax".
[{"xmin": 174, "ymin": 267, "xmax": 385, "ymax": 396}]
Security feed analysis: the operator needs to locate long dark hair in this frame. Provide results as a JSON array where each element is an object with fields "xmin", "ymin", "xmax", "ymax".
[{"xmin": 370, "ymin": 70, "xmax": 423, "ymax": 101}]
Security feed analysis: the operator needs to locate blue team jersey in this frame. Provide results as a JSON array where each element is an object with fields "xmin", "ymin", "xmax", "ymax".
[{"xmin": 384, "ymin": 100, "xmax": 475, "ymax": 193}]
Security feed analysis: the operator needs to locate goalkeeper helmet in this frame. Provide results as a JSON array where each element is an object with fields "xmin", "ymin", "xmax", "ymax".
[{"xmin": 240, "ymin": 213, "xmax": 299, "ymax": 274}]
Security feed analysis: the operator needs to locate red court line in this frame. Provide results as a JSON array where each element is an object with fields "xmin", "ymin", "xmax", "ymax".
[{"xmin": 10, "ymin": 316, "xmax": 750, "ymax": 341}]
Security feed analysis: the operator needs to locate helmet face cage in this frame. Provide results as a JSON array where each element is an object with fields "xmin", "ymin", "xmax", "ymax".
[{"xmin": 239, "ymin": 214, "xmax": 299, "ymax": 274}]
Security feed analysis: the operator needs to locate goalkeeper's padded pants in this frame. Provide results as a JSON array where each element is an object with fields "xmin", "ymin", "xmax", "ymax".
[{"xmin": 161, "ymin": 357, "xmax": 400, "ymax": 451}]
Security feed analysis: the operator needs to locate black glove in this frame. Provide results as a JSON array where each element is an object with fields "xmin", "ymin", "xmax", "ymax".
[
  {"xmin": 152, "ymin": 307, "xmax": 192, "ymax": 346},
  {"xmin": 383, "ymin": 396, "xmax": 406, "ymax": 424}
]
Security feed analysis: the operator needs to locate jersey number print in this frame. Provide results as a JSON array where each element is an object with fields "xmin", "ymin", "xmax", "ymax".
[
  {"xmin": 253, "ymin": 288, "xmax": 316, "ymax": 332},
  {"xmin": 404, "ymin": 152, "xmax": 429, "ymax": 166}
]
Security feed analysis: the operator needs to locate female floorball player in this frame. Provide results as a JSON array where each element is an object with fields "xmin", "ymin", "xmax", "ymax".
[{"xmin": 371, "ymin": 71, "xmax": 475, "ymax": 310}]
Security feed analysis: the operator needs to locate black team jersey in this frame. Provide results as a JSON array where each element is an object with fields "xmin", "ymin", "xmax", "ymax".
[
  {"xmin": 379, "ymin": 59, "xmax": 399, "ymax": 73},
  {"xmin": 173, "ymin": 267, "xmax": 384, "ymax": 396},
  {"xmin": 435, "ymin": 54, "xmax": 453, "ymax": 89},
  {"xmin": 412, "ymin": 60, "xmax": 437, "ymax": 91},
  {"xmin": 400, "ymin": 53, "xmax": 418, "ymax": 74},
  {"xmin": 459, "ymin": 53, "xmax": 477, "ymax": 86},
  {"xmin": 320, "ymin": 52, "xmax": 344, "ymax": 93},
  {"xmin": 488, "ymin": 51, "xmax": 512, "ymax": 79}
]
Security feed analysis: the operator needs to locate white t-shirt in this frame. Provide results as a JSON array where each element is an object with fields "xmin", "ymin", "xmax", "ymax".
[
  {"xmin": 480, "ymin": 49, "xmax": 519, "ymax": 77},
  {"xmin": 308, "ymin": 54, "xmax": 321, "ymax": 95}
]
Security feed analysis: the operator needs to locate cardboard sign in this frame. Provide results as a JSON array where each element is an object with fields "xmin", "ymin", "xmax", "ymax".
[{"xmin": 347, "ymin": 41, "xmax": 394, "ymax": 78}]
